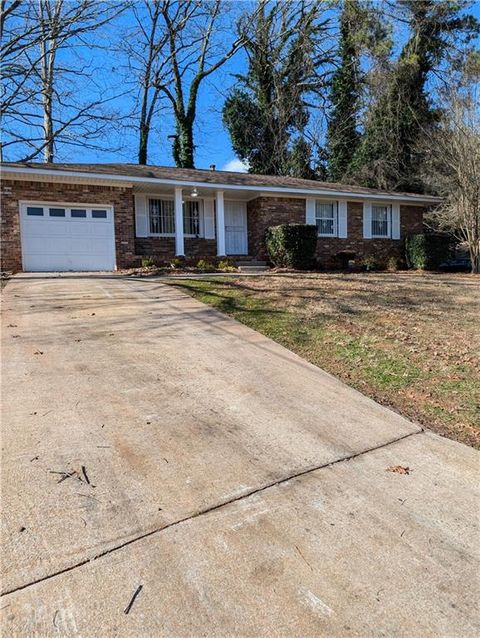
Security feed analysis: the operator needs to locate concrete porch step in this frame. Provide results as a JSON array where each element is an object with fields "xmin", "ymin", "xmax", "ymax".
[{"xmin": 236, "ymin": 261, "xmax": 269, "ymax": 273}]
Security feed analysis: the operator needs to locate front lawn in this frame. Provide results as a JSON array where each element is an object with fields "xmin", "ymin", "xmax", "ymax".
[{"xmin": 166, "ymin": 272, "xmax": 480, "ymax": 448}]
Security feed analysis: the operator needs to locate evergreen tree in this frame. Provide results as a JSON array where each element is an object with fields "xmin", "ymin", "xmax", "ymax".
[
  {"xmin": 326, "ymin": 0, "xmax": 361, "ymax": 182},
  {"xmin": 349, "ymin": 0, "xmax": 478, "ymax": 192},
  {"xmin": 222, "ymin": 1, "xmax": 329, "ymax": 177}
]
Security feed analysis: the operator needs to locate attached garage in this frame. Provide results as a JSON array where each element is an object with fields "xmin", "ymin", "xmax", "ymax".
[{"xmin": 20, "ymin": 202, "xmax": 116, "ymax": 272}]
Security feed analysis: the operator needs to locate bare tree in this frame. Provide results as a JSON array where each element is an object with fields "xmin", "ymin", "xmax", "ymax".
[
  {"xmin": 422, "ymin": 84, "xmax": 480, "ymax": 273},
  {"xmin": 120, "ymin": 0, "xmax": 170, "ymax": 165},
  {"xmin": 1, "ymin": 0, "xmax": 43, "ymax": 160},
  {"xmin": 156, "ymin": 0, "xmax": 249, "ymax": 168},
  {"xmin": 1, "ymin": 0, "xmax": 126, "ymax": 163}
]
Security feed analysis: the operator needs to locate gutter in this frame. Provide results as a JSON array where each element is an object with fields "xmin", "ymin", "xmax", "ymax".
[{"xmin": 0, "ymin": 165, "xmax": 442, "ymax": 205}]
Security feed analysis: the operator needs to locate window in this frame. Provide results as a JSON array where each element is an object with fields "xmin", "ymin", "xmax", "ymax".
[
  {"xmin": 148, "ymin": 198, "xmax": 203, "ymax": 236},
  {"xmin": 71, "ymin": 209, "xmax": 87, "ymax": 218},
  {"xmin": 372, "ymin": 205, "xmax": 391, "ymax": 237},
  {"xmin": 150, "ymin": 199, "xmax": 174, "ymax": 235},
  {"xmin": 27, "ymin": 207, "xmax": 43, "ymax": 216},
  {"xmin": 49, "ymin": 208, "xmax": 65, "ymax": 217},
  {"xmin": 183, "ymin": 200, "xmax": 201, "ymax": 236},
  {"xmin": 315, "ymin": 201, "xmax": 337, "ymax": 236},
  {"xmin": 92, "ymin": 209, "xmax": 107, "ymax": 219}
]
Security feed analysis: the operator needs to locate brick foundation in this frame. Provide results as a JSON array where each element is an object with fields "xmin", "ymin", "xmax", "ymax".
[{"xmin": 135, "ymin": 237, "xmax": 217, "ymax": 265}]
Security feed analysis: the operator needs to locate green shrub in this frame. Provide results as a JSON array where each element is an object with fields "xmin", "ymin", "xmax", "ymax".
[
  {"xmin": 141, "ymin": 256, "xmax": 155, "ymax": 268},
  {"xmin": 265, "ymin": 223, "xmax": 317, "ymax": 269},
  {"xmin": 217, "ymin": 258, "xmax": 238, "ymax": 272},
  {"xmin": 196, "ymin": 258, "xmax": 216, "ymax": 272},
  {"xmin": 405, "ymin": 233, "xmax": 453, "ymax": 270}
]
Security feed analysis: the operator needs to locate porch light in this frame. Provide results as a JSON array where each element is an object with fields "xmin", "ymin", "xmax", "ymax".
[{"xmin": 191, "ymin": 187, "xmax": 198, "ymax": 198}]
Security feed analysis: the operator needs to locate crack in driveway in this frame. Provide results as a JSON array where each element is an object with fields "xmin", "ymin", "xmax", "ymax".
[{"xmin": 2, "ymin": 428, "xmax": 422, "ymax": 598}]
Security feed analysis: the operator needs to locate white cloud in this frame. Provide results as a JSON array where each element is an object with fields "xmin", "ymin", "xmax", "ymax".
[{"xmin": 221, "ymin": 158, "xmax": 249, "ymax": 173}]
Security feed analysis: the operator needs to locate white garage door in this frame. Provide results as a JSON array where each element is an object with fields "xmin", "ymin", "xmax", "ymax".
[{"xmin": 20, "ymin": 202, "xmax": 116, "ymax": 272}]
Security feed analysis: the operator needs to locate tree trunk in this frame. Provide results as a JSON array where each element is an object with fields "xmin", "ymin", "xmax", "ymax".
[
  {"xmin": 173, "ymin": 119, "xmax": 194, "ymax": 168},
  {"xmin": 469, "ymin": 245, "xmax": 479, "ymax": 273},
  {"xmin": 42, "ymin": 85, "xmax": 54, "ymax": 163},
  {"xmin": 138, "ymin": 122, "xmax": 149, "ymax": 165}
]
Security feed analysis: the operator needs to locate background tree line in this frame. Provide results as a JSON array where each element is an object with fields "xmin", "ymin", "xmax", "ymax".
[{"xmin": 1, "ymin": 0, "xmax": 479, "ymax": 187}]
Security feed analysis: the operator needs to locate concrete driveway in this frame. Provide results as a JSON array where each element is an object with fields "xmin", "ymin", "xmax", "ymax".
[{"xmin": 1, "ymin": 274, "xmax": 478, "ymax": 637}]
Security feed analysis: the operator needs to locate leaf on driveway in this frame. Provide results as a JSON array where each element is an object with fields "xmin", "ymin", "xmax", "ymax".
[{"xmin": 386, "ymin": 465, "xmax": 411, "ymax": 475}]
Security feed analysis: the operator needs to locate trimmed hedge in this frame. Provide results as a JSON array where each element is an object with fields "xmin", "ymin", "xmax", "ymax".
[
  {"xmin": 405, "ymin": 233, "xmax": 453, "ymax": 270},
  {"xmin": 266, "ymin": 223, "xmax": 317, "ymax": 269}
]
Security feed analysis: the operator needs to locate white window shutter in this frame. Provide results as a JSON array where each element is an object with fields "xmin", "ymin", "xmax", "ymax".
[
  {"xmin": 203, "ymin": 198, "xmax": 215, "ymax": 239},
  {"xmin": 363, "ymin": 202, "xmax": 372, "ymax": 239},
  {"xmin": 306, "ymin": 198, "xmax": 316, "ymax": 225},
  {"xmin": 338, "ymin": 200, "xmax": 348, "ymax": 238},
  {"xmin": 391, "ymin": 203, "xmax": 401, "ymax": 239},
  {"xmin": 134, "ymin": 194, "xmax": 149, "ymax": 237}
]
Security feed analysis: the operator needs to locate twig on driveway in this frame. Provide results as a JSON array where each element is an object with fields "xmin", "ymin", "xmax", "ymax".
[
  {"xmin": 124, "ymin": 585, "xmax": 143, "ymax": 615},
  {"xmin": 81, "ymin": 465, "xmax": 90, "ymax": 484}
]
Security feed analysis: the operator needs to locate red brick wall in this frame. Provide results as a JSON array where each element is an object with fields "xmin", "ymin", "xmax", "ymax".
[
  {"xmin": 247, "ymin": 196, "xmax": 425, "ymax": 266},
  {"xmin": 247, "ymin": 197, "xmax": 305, "ymax": 261},
  {"xmin": 0, "ymin": 179, "xmax": 136, "ymax": 272},
  {"xmin": 1, "ymin": 180, "xmax": 426, "ymax": 272},
  {"xmin": 135, "ymin": 237, "xmax": 217, "ymax": 265}
]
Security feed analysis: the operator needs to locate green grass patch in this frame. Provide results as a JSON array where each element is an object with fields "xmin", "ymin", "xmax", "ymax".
[{"xmin": 335, "ymin": 335, "xmax": 423, "ymax": 391}]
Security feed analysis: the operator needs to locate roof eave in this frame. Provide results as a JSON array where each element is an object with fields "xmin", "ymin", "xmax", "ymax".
[{"xmin": 0, "ymin": 165, "xmax": 442, "ymax": 204}]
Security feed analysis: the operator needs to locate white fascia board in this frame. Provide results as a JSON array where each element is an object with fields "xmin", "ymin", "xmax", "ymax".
[{"xmin": 1, "ymin": 165, "xmax": 442, "ymax": 205}]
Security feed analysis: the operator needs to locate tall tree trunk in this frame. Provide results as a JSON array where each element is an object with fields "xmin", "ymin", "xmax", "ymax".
[
  {"xmin": 138, "ymin": 118, "xmax": 149, "ymax": 164},
  {"xmin": 42, "ymin": 82, "xmax": 54, "ymax": 162},
  {"xmin": 39, "ymin": 0, "xmax": 55, "ymax": 163},
  {"xmin": 173, "ymin": 118, "xmax": 194, "ymax": 168}
]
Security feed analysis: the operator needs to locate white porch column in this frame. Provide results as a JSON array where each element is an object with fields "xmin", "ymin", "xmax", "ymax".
[
  {"xmin": 174, "ymin": 187, "xmax": 184, "ymax": 256},
  {"xmin": 216, "ymin": 190, "xmax": 226, "ymax": 256}
]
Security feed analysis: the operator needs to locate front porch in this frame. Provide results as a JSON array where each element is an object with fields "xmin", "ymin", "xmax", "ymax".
[{"xmin": 133, "ymin": 185, "xmax": 252, "ymax": 263}]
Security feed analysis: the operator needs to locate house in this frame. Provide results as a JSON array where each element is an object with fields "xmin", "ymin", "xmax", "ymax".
[{"xmin": 0, "ymin": 162, "xmax": 440, "ymax": 273}]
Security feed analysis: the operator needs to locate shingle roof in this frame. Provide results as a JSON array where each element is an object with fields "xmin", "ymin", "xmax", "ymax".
[{"xmin": 1, "ymin": 162, "xmax": 440, "ymax": 201}]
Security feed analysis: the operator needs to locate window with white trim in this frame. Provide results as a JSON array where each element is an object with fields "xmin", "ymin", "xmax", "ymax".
[
  {"xmin": 372, "ymin": 204, "xmax": 391, "ymax": 238},
  {"xmin": 315, "ymin": 200, "xmax": 338, "ymax": 236},
  {"xmin": 183, "ymin": 200, "xmax": 201, "ymax": 236},
  {"xmin": 149, "ymin": 198, "xmax": 203, "ymax": 236},
  {"xmin": 150, "ymin": 199, "xmax": 175, "ymax": 235}
]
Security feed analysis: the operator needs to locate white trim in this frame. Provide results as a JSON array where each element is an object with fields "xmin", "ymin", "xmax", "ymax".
[
  {"xmin": 203, "ymin": 197, "xmax": 215, "ymax": 239},
  {"xmin": 174, "ymin": 187, "xmax": 184, "ymax": 256},
  {"xmin": 306, "ymin": 197, "xmax": 316, "ymax": 224},
  {"xmin": 19, "ymin": 199, "xmax": 114, "ymax": 209},
  {"xmin": 371, "ymin": 203, "xmax": 392, "ymax": 239},
  {"xmin": 391, "ymin": 203, "xmax": 401, "ymax": 240},
  {"xmin": 363, "ymin": 202, "xmax": 372, "ymax": 239},
  {"xmin": 3, "ymin": 166, "xmax": 441, "ymax": 204},
  {"xmin": 338, "ymin": 200, "xmax": 348, "ymax": 238},
  {"xmin": 216, "ymin": 190, "xmax": 226, "ymax": 257},
  {"xmin": 147, "ymin": 195, "xmax": 204, "ymax": 238},
  {"xmin": 134, "ymin": 194, "xmax": 148, "ymax": 237},
  {"xmin": 315, "ymin": 199, "xmax": 338, "ymax": 237}
]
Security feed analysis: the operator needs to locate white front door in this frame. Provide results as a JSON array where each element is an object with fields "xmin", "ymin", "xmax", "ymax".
[
  {"xmin": 20, "ymin": 202, "xmax": 116, "ymax": 271},
  {"xmin": 225, "ymin": 201, "xmax": 248, "ymax": 255}
]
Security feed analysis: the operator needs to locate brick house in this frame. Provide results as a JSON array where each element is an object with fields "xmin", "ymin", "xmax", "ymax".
[{"xmin": 0, "ymin": 162, "xmax": 440, "ymax": 273}]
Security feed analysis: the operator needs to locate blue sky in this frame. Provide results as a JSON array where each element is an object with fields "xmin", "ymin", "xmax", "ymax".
[{"xmin": 4, "ymin": 1, "xmax": 480, "ymax": 171}]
